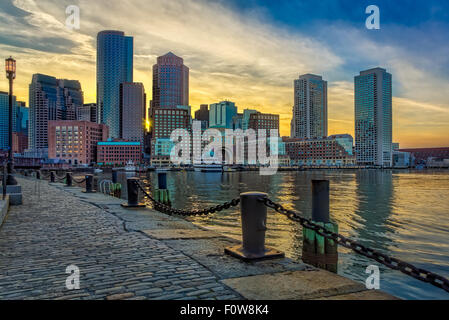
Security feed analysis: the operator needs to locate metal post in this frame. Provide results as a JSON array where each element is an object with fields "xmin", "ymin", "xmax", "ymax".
[
  {"xmin": 158, "ymin": 172, "xmax": 167, "ymax": 190},
  {"xmin": 36, "ymin": 170, "xmax": 41, "ymax": 180},
  {"xmin": 112, "ymin": 170, "xmax": 118, "ymax": 184},
  {"xmin": 84, "ymin": 174, "xmax": 95, "ymax": 193},
  {"xmin": 225, "ymin": 192, "xmax": 284, "ymax": 261},
  {"xmin": 66, "ymin": 172, "xmax": 72, "ymax": 187},
  {"xmin": 2, "ymin": 165, "xmax": 6, "ymax": 200},
  {"xmin": 121, "ymin": 177, "xmax": 145, "ymax": 208},
  {"xmin": 50, "ymin": 171, "xmax": 55, "ymax": 183},
  {"xmin": 311, "ymin": 180, "xmax": 330, "ymax": 223},
  {"xmin": 6, "ymin": 74, "xmax": 17, "ymax": 186}
]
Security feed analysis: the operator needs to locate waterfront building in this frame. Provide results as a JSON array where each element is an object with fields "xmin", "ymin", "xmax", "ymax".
[
  {"xmin": 12, "ymin": 132, "xmax": 28, "ymax": 154},
  {"xmin": 355, "ymin": 67, "xmax": 393, "ymax": 167},
  {"xmin": 97, "ymin": 140, "xmax": 142, "ymax": 166},
  {"xmin": 78, "ymin": 103, "xmax": 97, "ymax": 123},
  {"xmin": 248, "ymin": 112, "xmax": 280, "ymax": 136},
  {"xmin": 151, "ymin": 106, "xmax": 191, "ymax": 164},
  {"xmin": 291, "ymin": 74, "xmax": 328, "ymax": 139},
  {"xmin": 97, "ymin": 30, "xmax": 133, "ymax": 139},
  {"xmin": 284, "ymin": 134, "xmax": 356, "ymax": 166},
  {"xmin": 48, "ymin": 120, "xmax": 108, "ymax": 165},
  {"xmin": 152, "ymin": 52, "xmax": 189, "ymax": 109},
  {"xmin": 120, "ymin": 82, "xmax": 145, "ymax": 145},
  {"xmin": 209, "ymin": 101, "xmax": 237, "ymax": 129},
  {"xmin": 194, "ymin": 104, "xmax": 209, "ymax": 131},
  {"xmin": 29, "ymin": 74, "xmax": 83, "ymax": 154},
  {"xmin": 399, "ymin": 147, "xmax": 449, "ymax": 166},
  {"xmin": 393, "ymin": 151, "xmax": 412, "ymax": 168}
]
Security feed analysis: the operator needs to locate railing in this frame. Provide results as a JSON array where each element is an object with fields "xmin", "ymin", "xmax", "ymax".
[
  {"xmin": 17, "ymin": 170, "xmax": 449, "ymax": 295},
  {"xmin": 124, "ymin": 177, "xmax": 449, "ymax": 295}
]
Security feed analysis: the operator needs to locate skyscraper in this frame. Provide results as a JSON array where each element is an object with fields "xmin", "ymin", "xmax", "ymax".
[
  {"xmin": 355, "ymin": 67, "xmax": 393, "ymax": 167},
  {"xmin": 152, "ymin": 52, "xmax": 189, "ymax": 109},
  {"xmin": 209, "ymin": 101, "xmax": 237, "ymax": 129},
  {"xmin": 29, "ymin": 74, "xmax": 83, "ymax": 152},
  {"xmin": 97, "ymin": 30, "xmax": 133, "ymax": 139},
  {"xmin": 0, "ymin": 91, "xmax": 15, "ymax": 151},
  {"xmin": 291, "ymin": 74, "xmax": 328, "ymax": 139},
  {"xmin": 120, "ymin": 82, "xmax": 145, "ymax": 144}
]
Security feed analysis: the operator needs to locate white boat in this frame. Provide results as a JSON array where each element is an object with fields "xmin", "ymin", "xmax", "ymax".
[
  {"xmin": 194, "ymin": 164, "xmax": 223, "ymax": 172},
  {"xmin": 223, "ymin": 166, "xmax": 237, "ymax": 172},
  {"xmin": 94, "ymin": 168, "xmax": 103, "ymax": 174},
  {"xmin": 155, "ymin": 167, "xmax": 171, "ymax": 172},
  {"xmin": 124, "ymin": 160, "xmax": 137, "ymax": 172}
]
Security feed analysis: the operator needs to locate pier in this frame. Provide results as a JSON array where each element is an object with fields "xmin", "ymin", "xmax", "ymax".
[{"xmin": 0, "ymin": 175, "xmax": 399, "ymax": 300}]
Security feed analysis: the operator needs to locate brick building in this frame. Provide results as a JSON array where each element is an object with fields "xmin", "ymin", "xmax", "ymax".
[
  {"xmin": 48, "ymin": 120, "xmax": 108, "ymax": 165},
  {"xmin": 97, "ymin": 141, "xmax": 142, "ymax": 166}
]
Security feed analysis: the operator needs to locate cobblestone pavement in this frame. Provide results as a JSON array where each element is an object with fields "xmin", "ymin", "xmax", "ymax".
[{"xmin": 0, "ymin": 177, "xmax": 242, "ymax": 300}]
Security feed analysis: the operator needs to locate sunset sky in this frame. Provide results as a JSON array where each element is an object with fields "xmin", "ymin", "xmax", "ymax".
[{"xmin": 0, "ymin": 0, "xmax": 448, "ymax": 148}]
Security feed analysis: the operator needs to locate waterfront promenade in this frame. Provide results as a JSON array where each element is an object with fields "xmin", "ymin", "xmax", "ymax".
[{"xmin": 0, "ymin": 177, "xmax": 396, "ymax": 300}]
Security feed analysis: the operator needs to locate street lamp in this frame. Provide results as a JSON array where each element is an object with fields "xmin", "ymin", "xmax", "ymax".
[{"xmin": 5, "ymin": 57, "xmax": 17, "ymax": 185}]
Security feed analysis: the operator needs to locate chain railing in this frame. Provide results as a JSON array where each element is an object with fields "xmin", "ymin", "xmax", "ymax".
[
  {"xmin": 260, "ymin": 197, "xmax": 449, "ymax": 294},
  {"xmin": 72, "ymin": 176, "xmax": 86, "ymax": 184},
  {"xmin": 135, "ymin": 181, "xmax": 240, "ymax": 216}
]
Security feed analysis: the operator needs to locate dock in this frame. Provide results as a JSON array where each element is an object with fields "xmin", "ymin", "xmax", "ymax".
[{"xmin": 0, "ymin": 177, "xmax": 397, "ymax": 300}]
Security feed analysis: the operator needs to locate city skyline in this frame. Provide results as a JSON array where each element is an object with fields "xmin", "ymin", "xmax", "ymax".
[{"xmin": 0, "ymin": 1, "xmax": 448, "ymax": 148}]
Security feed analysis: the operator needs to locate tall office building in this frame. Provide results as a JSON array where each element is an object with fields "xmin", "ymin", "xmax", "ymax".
[
  {"xmin": 152, "ymin": 52, "xmax": 189, "ymax": 109},
  {"xmin": 78, "ymin": 103, "xmax": 97, "ymax": 123},
  {"xmin": 291, "ymin": 74, "xmax": 328, "ymax": 139},
  {"xmin": 194, "ymin": 104, "xmax": 209, "ymax": 130},
  {"xmin": 209, "ymin": 101, "xmax": 238, "ymax": 129},
  {"xmin": 0, "ymin": 92, "xmax": 15, "ymax": 150},
  {"xmin": 355, "ymin": 67, "xmax": 392, "ymax": 167},
  {"xmin": 29, "ymin": 74, "xmax": 83, "ymax": 152},
  {"xmin": 120, "ymin": 82, "xmax": 145, "ymax": 144},
  {"xmin": 97, "ymin": 30, "xmax": 133, "ymax": 139}
]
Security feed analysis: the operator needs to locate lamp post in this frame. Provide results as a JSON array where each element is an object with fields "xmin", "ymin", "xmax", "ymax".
[{"xmin": 5, "ymin": 57, "xmax": 17, "ymax": 185}]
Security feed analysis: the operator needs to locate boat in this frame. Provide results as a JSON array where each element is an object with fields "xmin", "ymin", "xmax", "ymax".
[
  {"xmin": 94, "ymin": 168, "xmax": 103, "ymax": 174},
  {"xmin": 155, "ymin": 167, "xmax": 171, "ymax": 172},
  {"xmin": 124, "ymin": 160, "xmax": 137, "ymax": 172},
  {"xmin": 194, "ymin": 164, "xmax": 223, "ymax": 172},
  {"xmin": 223, "ymin": 166, "xmax": 237, "ymax": 172}
]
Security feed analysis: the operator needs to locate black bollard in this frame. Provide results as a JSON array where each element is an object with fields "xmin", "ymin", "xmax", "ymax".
[
  {"xmin": 83, "ymin": 174, "xmax": 95, "ymax": 193},
  {"xmin": 36, "ymin": 171, "xmax": 41, "ymax": 180},
  {"xmin": 121, "ymin": 177, "xmax": 145, "ymax": 208},
  {"xmin": 66, "ymin": 172, "xmax": 73, "ymax": 187},
  {"xmin": 112, "ymin": 170, "xmax": 118, "ymax": 184},
  {"xmin": 225, "ymin": 192, "xmax": 284, "ymax": 261},
  {"xmin": 312, "ymin": 180, "xmax": 330, "ymax": 223},
  {"xmin": 50, "ymin": 171, "xmax": 56, "ymax": 183}
]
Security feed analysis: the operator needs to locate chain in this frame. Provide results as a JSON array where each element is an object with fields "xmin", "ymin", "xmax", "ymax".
[
  {"xmin": 261, "ymin": 197, "xmax": 449, "ymax": 294},
  {"xmin": 135, "ymin": 181, "xmax": 240, "ymax": 217}
]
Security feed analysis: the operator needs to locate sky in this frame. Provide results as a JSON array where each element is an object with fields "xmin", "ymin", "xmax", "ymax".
[{"xmin": 0, "ymin": 0, "xmax": 448, "ymax": 148}]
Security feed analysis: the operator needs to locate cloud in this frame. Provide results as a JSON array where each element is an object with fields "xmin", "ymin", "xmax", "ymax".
[{"xmin": 0, "ymin": 0, "xmax": 447, "ymax": 147}]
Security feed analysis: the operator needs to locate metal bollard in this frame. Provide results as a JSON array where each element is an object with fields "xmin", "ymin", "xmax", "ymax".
[
  {"xmin": 36, "ymin": 171, "xmax": 41, "ymax": 180},
  {"xmin": 83, "ymin": 174, "xmax": 95, "ymax": 193},
  {"xmin": 65, "ymin": 172, "xmax": 73, "ymax": 187},
  {"xmin": 302, "ymin": 180, "xmax": 338, "ymax": 272},
  {"xmin": 312, "ymin": 180, "xmax": 330, "ymax": 223},
  {"xmin": 112, "ymin": 170, "xmax": 118, "ymax": 184},
  {"xmin": 50, "ymin": 171, "xmax": 56, "ymax": 183},
  {"xmin": 121, "ymin": 177, "xmax": 145, "ymax": 208},
  {"xmin": 158, "ymin": 172, "xmax": 167, "ymax": 190},
  {"xmin": 225, "ymin": 192, "xmax": 284, "ymax": 261}
]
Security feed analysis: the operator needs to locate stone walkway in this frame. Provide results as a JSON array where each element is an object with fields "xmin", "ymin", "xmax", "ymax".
[
  {"xmin": 0, "ymin": 177, "xmax": 242, "ymax": 300},
  {"xmin": 0, "ymin": 176, "xmax": 398, "ymax": 300}
]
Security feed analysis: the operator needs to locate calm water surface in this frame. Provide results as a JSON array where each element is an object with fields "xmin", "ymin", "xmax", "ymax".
[{"xmin": 139, "ymin": 170, "xmax": 449, "ymax": 300}]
